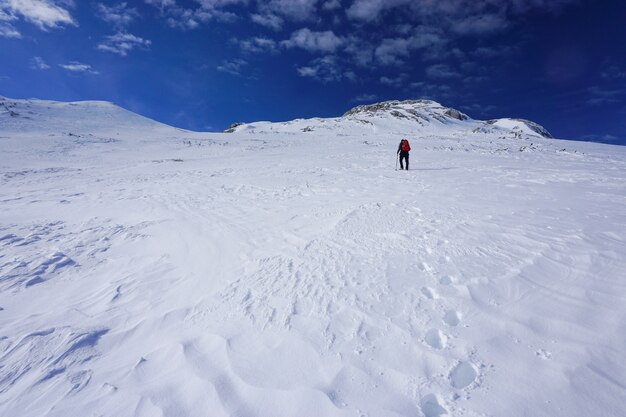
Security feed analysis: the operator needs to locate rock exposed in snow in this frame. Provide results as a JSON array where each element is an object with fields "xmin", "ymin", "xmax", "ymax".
[{"xmin": 342, "ymin": 99, "xmax": 470, "ymax": 124}]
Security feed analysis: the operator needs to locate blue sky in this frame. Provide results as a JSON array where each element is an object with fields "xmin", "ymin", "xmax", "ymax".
[{"xmin": 1, "ymin": 0, "xmax": 625, "ymax": 143}]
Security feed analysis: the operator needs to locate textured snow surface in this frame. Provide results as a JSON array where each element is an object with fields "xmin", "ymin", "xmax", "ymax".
[{"xmin": 1, "ymin": 98, "xmax": 626, "ymax": 417}]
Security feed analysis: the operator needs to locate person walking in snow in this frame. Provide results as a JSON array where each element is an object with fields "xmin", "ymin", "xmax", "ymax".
[{"xmin": 397, "ymin": 138, "xmax": 411, "ymax": 170}]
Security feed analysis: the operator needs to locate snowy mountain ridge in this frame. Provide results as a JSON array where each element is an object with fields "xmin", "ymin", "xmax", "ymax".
[
  {"xmin": 226, "ymin": 98, "xmax": 553, "ymax": 140},
  {"xmin": 2, "ymin": 96, "xmax": 553, "ymax": 142}
]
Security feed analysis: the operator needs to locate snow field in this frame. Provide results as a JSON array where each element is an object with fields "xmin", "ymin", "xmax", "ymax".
[{"xmin": 1, "ymin": 99, "xmax": 626, "ymax": 416}]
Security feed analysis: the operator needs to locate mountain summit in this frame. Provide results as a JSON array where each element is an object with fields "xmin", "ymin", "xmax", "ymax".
[
  {"xmin": 343, "ymin": 99, "xmax": 470, "ymax": 123},
  {"xmin": 225, "ymin": 98, "xmax": 552, "ymax": 139}
]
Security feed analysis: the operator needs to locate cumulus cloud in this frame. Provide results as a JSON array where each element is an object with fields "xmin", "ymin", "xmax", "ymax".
[
  {"xmin": 238, "ymin": 36, "xmax": 278, "ymax": 54},
  {"xmin": 347, "ymin": 0, "xmax": 578, "ymax": 23},
  {"xmin": 374, "ymin": 26, "xmax": 446, "ymax": 65},
  {"xmin": 321, "ymin": 0, "xmax": 341, "ymax": 11},
  {"xmin": 380, "ymin": 73, "xmax": 408, "ymax": 87},
  {"xmin": 262, "ymin": 0, "xmax": 319, "ymax": 21},
  {"xmin": 144, "ymin": 0, "xmax": 241, "ymax": 29},
  {"xmin": 0, "ymin": 0, "xmax": 76, "ymax": 30},
  {"xmin": 96, "ymin": 2, "xmax": 139, "ymax": 29},
  {"xmin": 217, "ymin": 58, "xmax": 248, "ymax": 75},
  {"xmin": 344, "ymin": 36, "xmax": 374, "ymax": 67},
  {"xmin": 452, "ymin": 13, "xmax": 509, "ymax": 35},
  {"xmin": 0, "ymin": 22, "xmax": 21, "ymax": 38},
  {"xmin": 30, "ymin": 56, "xmax": 50, "ymax": 69},
  {"xmin": 97, "ymin": 32, "xmax": 152, "ymax": 56},
  {"xmin": 144, "ymin": 0, "xmax": 176, "ymax": 10},
  {"xmin": 374, "ymin": 38, "xmax": 412, "ymax": 66},
  {"xmin": 250, "ymin": 13, "xmax": 283, "ymax": 30},
  {"xmin": 59, "ymin": 61, "xmax": 99, "ymax": 74},
  {"xmin": 346, "ymin": 0, "xmax": 410, "ymax": 22},
  {"xmin": 282, "ymin": 28, "xmax": 343, "ymax": 53},
  {"xmin": 425, "ymin": 63, "xmax": 461, "ymax": 78},
  {"xmin": 296, "ymin": 55, "xmax": 353, "ymax": 82}
]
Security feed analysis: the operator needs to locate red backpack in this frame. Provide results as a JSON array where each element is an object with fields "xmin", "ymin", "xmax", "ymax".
[{"xmin": 400, "ymin": 139, "xmax": 411, "ymax": 152}]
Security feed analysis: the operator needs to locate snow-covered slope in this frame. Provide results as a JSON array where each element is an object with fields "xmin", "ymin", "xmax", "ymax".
[
  {"xmin": 226, "ymin": 99, "xmax": 553, "ymax": 141},
  {"xmin": 0, "ymin": 96, "xmax": 181, "ymax": 135},
  {"xmin": 1, "ymin": 97, "xmax": 625, "ymax": 417}
]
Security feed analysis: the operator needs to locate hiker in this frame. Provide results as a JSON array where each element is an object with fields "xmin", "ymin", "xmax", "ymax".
[{"xmin": 397, "ymin": 139, "xmax": 411, "ymax": 170}]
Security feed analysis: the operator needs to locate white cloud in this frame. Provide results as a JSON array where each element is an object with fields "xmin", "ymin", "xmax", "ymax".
[
  {"xmin": 374, "ymin": 27, "xmax": 445, "ymax": 65},
  {"xmin": 351, "ymin": 93, "xmax": 378, "ymax": 103},
  {"xmin": 472, "ymin": 45, "xmax": 515, "ymax": 57},
  {"xmin": 250, "ymin": 13, "xmax": 283, "ymax": 30},
  {"xmin": 425, "ymin": 63, "xmax": 460, "ymax": 79},
  {"xmin": 321, "ymin": 0, "xmax": 341, "ymax": 10},
  {"xmin": 59, "ymin": 61, "xmax": 99, "ymax": 74},
  {"xmin": 347, "ymin": 0, "xmax": 578, "ymax": 23},
  {"xmin": 462, "ymin": 103, "xmax": 496, "ymax": 115},
  {"xmin": 282, "ymin": 28, "xmax": 343, "ymax": 53},
  {"xmin": 144, "ymin": 0, "xmax": 241, "ymax": 29},
  {"xmin": 1, "ymin": 0, "xmax": 76, "ymax": 30},
  {"xmin": 374, "ymin": 37, "xmax": 411, "ymax": 66},
  {"xmin": 581, "ymin": 133, "xmax": 620, "ymax": 143},
  {"xmin": 346, "ymin": 0, "xmax": 409, "ymax": 22},
  {"xmin": 601, "ymin": 66, "xmax": 626, "ymax": 80},
  {"xmin": 30, "ymin": 56, "xmax": 50, "ymax": 69},
  {"xmin": 344, "ymin": 36, "xmax": 374, "ymax": 67},
  {"xmin": 452, "ymin": 13, "xmax": 509, "ymax": 35},
  {"xmin": 144, "ymin": 0, "xmax": 176, "ymax": 10},
  {"xmin": 217, "ymin": 58, "xmax": 247, "ymax": 75},
  {"xmin": 97, "ymin": 32, "xmax": 151, "ymax": 56},
  {"xmin": 587, "ymin": 86, "xmax": 623, "ymax": 106},
  {"xmin": 262, "ymin": 0, "xmax": 319, "ymax": 21},
  {"xmin": 96, "ymin": 2, "xmax": 139, "ymax": 28},
  {"xmin": 412, "ymin": 82, "xmax": 454, "ymax": 99},
  {"xmin": 380, "ymin": 73, "xmax": 408, "ymax": 87},
  {"xmin": 296, "ymin": 55, "xmax": 353, "ymax": 83},
  {"xmin": 238, "ymin": 36, "xmax": 277, "ymax": 54},
  {"xmin": 0, "ymin": 22, "xmax": 21, "ymax": 38}
]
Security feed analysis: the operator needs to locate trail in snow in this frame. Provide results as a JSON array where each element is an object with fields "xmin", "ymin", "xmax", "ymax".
[{"xmin": 1, "ymin": 98, "xmax": 626, "ymax": 417}]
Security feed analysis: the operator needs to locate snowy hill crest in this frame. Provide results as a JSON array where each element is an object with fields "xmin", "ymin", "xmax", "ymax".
[
  {"xmin": 343, "ymin": 99, "xmax": 470, "ymax": 124},
  {"xmin": 0, "ymin": 96, "xmax": 179, "ymax": 135},
  {"xmin": 224, "ymin": 98, "xmax": 553, "ymax": 140}
]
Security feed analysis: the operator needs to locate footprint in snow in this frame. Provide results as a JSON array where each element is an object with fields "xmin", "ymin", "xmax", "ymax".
[
  {"xmin": 449, "ymin": 361, "xmax": 478, "ymax": 389},
  {"xmin": 421, "ymin": 287, "xmax": 438, "ymax": 299},
  {"xmin": 424, "ymin": 329, "xmax": 447, "ymax": 350},
  {"xmin": 420, "ymin": 394, "xmax": 448, "ymax": 417},
  {"xmin": 439, "ymin": 275, "xmax": 455, "ymax": 285},
  {"xmin": 443, "ymin": 310, "xmax": 461, "ymax": 327}
]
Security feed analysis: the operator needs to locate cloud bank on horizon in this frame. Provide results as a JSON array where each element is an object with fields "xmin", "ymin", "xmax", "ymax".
[{"xmin": 0, "ymin": 0, "xmax": 625, "ymax": 143}]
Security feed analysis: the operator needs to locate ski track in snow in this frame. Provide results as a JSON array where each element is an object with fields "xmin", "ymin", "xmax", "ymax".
[{"xmin": 1, "ymin": 100, "xmax": 626, "ymax": 417}]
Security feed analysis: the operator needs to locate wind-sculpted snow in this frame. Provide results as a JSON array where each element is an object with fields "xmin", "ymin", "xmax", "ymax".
[{"xmin": 0, "ymin": 97, "xmax": 625, "ymax": 417}]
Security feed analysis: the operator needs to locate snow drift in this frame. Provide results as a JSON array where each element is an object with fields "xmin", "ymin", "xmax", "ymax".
[{"xmin": 1, "ymin": 97, "xmax": 625, "ymax": 417}]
